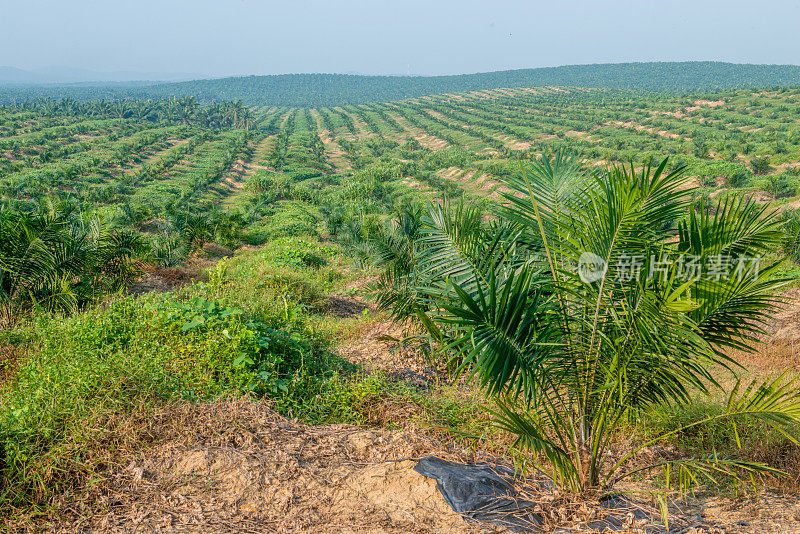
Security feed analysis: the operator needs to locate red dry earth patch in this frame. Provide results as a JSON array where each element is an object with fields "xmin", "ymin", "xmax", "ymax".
[
  {"xmin": 694, "ymin": 99, "xmax": 726, "ymax": 108},
  {"xmin": 400, "ymin": 178, "xmax": 428, "ymax": 190},
  {"xmin": 492, "ymin": 133, "xmax": 530, "ymax": 150}
]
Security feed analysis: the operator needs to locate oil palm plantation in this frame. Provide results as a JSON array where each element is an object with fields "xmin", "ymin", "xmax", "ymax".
[{"xmin": 374, "ymin": 151, "xmax": 800, "ymax": 492}]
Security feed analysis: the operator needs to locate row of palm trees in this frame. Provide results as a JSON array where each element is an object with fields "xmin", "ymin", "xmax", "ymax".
[
  {"xmin": 0, "ymin": 193, "xmax": 262, "ymax": 323},
  {"xmin": 6, "ymin": 97, "xmax": 253, "ymax": 130}
]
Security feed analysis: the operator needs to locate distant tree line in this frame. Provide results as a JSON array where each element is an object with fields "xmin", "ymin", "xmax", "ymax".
[{"xmin": 3, "ymin": 62, "xmax": 800, "ymax": 107}]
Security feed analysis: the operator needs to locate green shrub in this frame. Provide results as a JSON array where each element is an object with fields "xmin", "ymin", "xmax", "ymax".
[
  {"xmin": 261, "ymin": 201, "xmax": 320, "ymax": 238},
  {"xmin": 726, "ymin": 167, "xmax": 752, "ymax": 188},
  {"xmin": 751, "ymin": 156, "xmax": 772, "ymax": 175},
  {"xmin": 764, "ymin": 173, "xmax": 796, "ymax": 199},
  {"xmin": 263, "ymin": 237, "xmax": 336, "ymax": 269}
]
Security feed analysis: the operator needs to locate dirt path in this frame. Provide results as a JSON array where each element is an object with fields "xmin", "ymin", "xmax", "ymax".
[
  {"xmin": 309, "ymin": 109, "xmax": 352, "ymax": 171},
  {"xmin": 219, "ymin": 135, "xmax": 276, "ymax": 207},
  {"xmin": 383, "ymin": 110, "xmax": 449, "ymax": 151}
]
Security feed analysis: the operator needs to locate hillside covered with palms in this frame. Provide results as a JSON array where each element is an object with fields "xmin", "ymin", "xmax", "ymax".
[{"xmin": 4, "ymin": 61, "xmax": 800, "ymax": 107}]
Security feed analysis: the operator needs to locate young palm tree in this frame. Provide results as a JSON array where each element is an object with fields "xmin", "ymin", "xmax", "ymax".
[
  {"xmin": 367, "ymin": 204, "xmax": 425, "ymax": 319},
  {"xmin": 384, "ymin": 151, "xmax": 800, "ymax": 492},
  {"xmin": 0, "ymin": 199, "xmax": 141, "ymax": 322}
]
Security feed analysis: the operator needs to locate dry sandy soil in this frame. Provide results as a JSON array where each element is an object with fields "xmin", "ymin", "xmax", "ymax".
[
  {"xmin": 36, "ymin": 398, "xmax": 495, "ymax": 534},
  {"xmin": 23, "ymin": 396, "xmax": 800, "ymax": 534}
]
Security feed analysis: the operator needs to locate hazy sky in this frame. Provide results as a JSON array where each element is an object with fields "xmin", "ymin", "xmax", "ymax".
[{"xmin": 2, "ymin": 0, "xmax": 799, "ymax": 77}]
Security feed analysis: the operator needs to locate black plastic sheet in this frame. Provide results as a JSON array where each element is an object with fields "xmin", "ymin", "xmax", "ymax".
[
  {"xmin": 414, "ymin": 456, "xmax": 660, "ymax": 532},
  {"xmin": 414, "ymin": 456, "xmax": 544, "ymax": 531}
]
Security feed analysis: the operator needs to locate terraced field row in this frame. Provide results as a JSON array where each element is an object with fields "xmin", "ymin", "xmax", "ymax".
[
  {"xmin": 0, "ymin": 110, "xmax": 294, "ymax": 218},
  {"xmin": 246, "ymin": 85, "xmax": 800, "ymax": 207}
]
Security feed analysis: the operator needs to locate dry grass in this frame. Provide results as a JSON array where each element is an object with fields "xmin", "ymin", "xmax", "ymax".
[
  {"xmin": 0, "ymin": 341, "xmax": 22, "ymax": 391},
  {"xmin": 7, "ymin": 395, "xmax": 800, "ymax": 533},
  {"xmin": 5, "ymin": 397, "xmax": 496, "ymax": 533}
]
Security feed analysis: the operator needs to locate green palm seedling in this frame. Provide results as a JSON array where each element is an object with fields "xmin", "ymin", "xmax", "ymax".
[
  {"xmin": 175, "ymin": 213, "xmax": 214, "ymax": 253},
  {"xmin": 368, "ymin": 204, "xmax": 425, "ymax": 321},
  {"xmin": 148, "ymin": 230, "xmax": 187, "ymax": 268},
  {"xmin": 99, "ymin": 229, "xmax": 145, "ymax": 287},
  {"xmin": 0, "ymin": 199, "xmax": 141, "ymax": 322},
  {"xmin": 780, "ymin": 208, "xmax": 800, "ymax": 264},
  {"xmin": 400, "ymin": 150, "xmax": 800, "ymax": 493}
]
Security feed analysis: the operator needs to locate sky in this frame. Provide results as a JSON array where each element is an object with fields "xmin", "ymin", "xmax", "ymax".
[{"xmin": 1, "ymin": 0, "xmax": 799, "ymax": 78}]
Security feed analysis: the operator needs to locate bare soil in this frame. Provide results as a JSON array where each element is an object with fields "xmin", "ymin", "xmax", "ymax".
[
  {"xmin": 126, "ymin": 251, "xmax": 224, "ymax": 294},
  {"xmin": 15, "ymin": 395, "xmax": 800, "ymax": 534},
  {"xmin": 19, "ymin": 398, "xmax": 497, "ymax": 534}
]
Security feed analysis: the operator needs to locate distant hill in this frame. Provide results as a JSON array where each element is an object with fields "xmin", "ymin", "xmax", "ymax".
[
  {"xmin": 0, "ymin": 66, "xmax": 206, "ymax": 84},
  {"xmin": 2, "ymin": 62, "xmax": 800, "ymax": 107},
  {"xmin": 141, "ymin": 62, "xmax": 800, "ymax": 106},
  {"xmin": 0, "ymin": 67, "xmax": 42, "ymax": 84}
]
